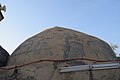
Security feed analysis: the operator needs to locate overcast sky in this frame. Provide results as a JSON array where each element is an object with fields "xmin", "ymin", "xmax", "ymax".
[{"xmin": 0, "ymin": 0, "xmax": 120, "ymax": 55}]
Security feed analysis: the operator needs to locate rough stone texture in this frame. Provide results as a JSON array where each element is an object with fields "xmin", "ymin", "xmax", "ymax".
[
  {"xmin": 0, "ymin": 45, "xmax": 9, "ymax": 67},
  {"xmin": 0, "ymin": 27, "xmax": 119, "ymax": 80}
]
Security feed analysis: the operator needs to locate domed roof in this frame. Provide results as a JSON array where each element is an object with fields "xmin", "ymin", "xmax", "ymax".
[
  {"xmin": 8, "ymin": 27, "xmax": 116, "ymax": 65},
  {"xmin": 2, "ymin": 27, "xmax": 118, "ymax": 80}
]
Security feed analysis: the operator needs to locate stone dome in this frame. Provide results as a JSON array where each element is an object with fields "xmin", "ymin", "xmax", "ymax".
[{"xmin": 0, "ymin": 27, "xmax": 119, "ymax": 80}]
